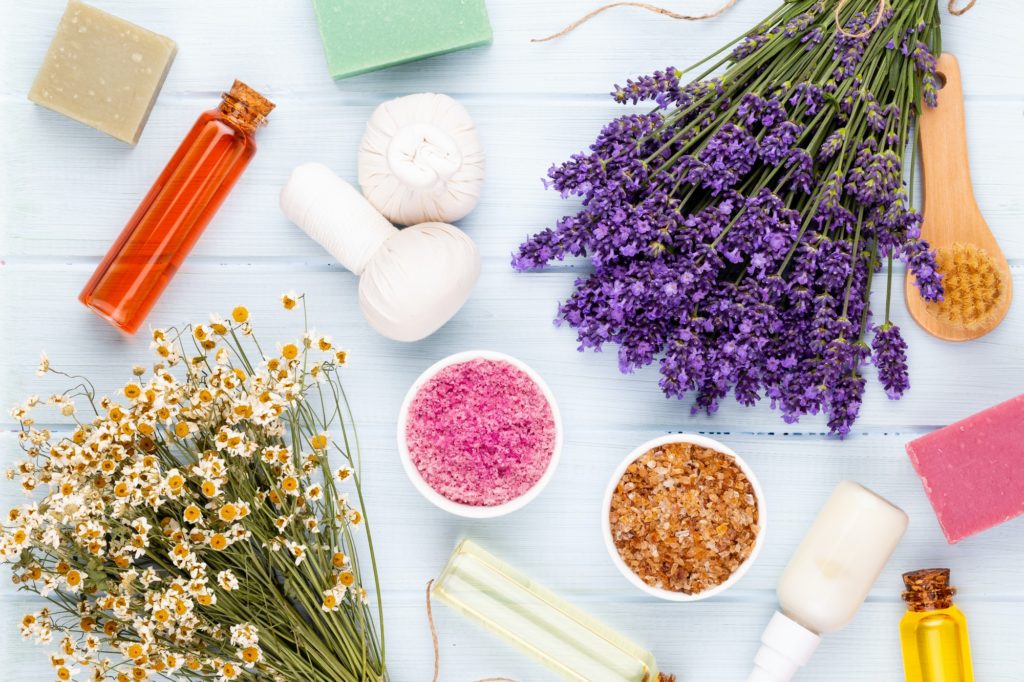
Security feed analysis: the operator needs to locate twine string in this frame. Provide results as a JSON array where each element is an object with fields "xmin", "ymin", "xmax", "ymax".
[
  {"xmin": 427, "ymin": 580, "xmax": 518, "ymax": 682},
  {"xmin": 427, "ymin": 580, "xmax": 440, "ymax": 682},
  {"xmin": 947, "ymin": 0, "xmax": 977, "ymax": 15},
  {"xmin": 535, "ymin": 0, "xmax": 977, "ymax": 43},
  {"xmin": 531, "ymin": 0, "xmax": 739, "ymax": 43},
  {"xmin": 834, "ymin": 0, "xmax": 889, "ymax": 38}
]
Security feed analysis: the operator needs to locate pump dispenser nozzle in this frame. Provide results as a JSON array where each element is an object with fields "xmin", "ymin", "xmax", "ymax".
[{"xmin": 748, "ymin": 611, "xmax": 821, "ymax": 682}]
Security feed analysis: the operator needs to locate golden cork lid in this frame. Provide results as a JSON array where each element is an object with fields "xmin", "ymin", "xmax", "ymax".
[
  {"xmin": 228, "ymin": 80, "xmax": 275, "ymax": 117},
  {"xmin": 220, "ymin": 80, "xmax": 275, "ymax": 133},
  {"xmin": 902, "ymin": 568, "xmax": 957, "ymax": 612}
]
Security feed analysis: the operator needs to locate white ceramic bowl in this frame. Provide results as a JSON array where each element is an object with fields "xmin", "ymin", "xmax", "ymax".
[
  {"xmin": 396, "ymin": 350, "xmax": 563, "ymax": 519},
  {"xmin": 602, "ymin": 434, "xmax": 767, "ymax": 601}
]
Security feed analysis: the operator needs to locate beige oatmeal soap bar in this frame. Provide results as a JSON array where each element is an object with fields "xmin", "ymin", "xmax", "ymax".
[{"xmin": 28, "ymin": 0, "xmax": 177, "ymax": 144}]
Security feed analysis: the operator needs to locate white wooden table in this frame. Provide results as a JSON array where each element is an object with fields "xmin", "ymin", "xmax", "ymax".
[{"xmin": 2, "ymin": 1, "xmax": 1023, "ymax": 680}]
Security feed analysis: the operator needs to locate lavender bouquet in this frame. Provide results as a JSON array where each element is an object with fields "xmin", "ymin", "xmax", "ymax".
[{"xmin": 514, "ymin": 0, "xmax": 945, "ymax": 435}]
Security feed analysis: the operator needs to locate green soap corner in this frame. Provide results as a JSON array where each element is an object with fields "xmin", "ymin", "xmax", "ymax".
[{"xmin": 312, "ymin": 0, "xmax": 493, "ymax": 80}]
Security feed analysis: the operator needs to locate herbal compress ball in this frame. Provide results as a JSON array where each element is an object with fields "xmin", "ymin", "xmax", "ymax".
[
  {"xmin": 359, "ymin": 93, "xmax": 485, "ymax": 225},
  {"xmin": 281, "ymin": 163, "xmax": 481, "ymax": 342}
]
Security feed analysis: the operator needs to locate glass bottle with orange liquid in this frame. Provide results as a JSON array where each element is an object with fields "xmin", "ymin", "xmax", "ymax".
[
  {"xmin": 900, "ymin": 568, "xmax": 974, "ymax": 682},
  {"xmin": 80, "ymin": 80, "xmax": 274, "ymax": 333}
]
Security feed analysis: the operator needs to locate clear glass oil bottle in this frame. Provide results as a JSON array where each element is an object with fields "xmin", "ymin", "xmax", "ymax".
[
  {"xmin": 900, "ymin": 568, "xmax": 974, "ymax": 682},
  {"xmin": 80, "ymin": 80, "xmax": 274, "ymax": 334},
  {"xmin": 433, "ymin": 540, "xmax": 670, "ymax": 682}
]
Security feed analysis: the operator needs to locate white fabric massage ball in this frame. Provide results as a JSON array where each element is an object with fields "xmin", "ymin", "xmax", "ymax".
[
  {"xmin": 358, "ymin": 93, "xmax": 485, "ymax": 225},
  {"xmin": 359, "ymin": 222, "xmax": 480, "ymax": 342},
  {"xmin": 280, "ymin": 163, "xmax": 480, "ymax": 342}
]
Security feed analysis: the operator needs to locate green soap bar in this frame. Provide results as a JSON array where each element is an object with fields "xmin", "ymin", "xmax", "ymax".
[{"xmin": 312, "ymin": 0, "xmax": 492, "ymax": 80}]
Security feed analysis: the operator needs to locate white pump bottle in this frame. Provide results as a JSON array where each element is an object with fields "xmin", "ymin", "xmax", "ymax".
[{"xmin": 749, "ymin": 481, "xmax": 908, "ymax": 682}]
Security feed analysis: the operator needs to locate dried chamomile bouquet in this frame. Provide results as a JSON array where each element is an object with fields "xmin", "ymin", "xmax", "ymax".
[{"xmin": 2, "ymin": 295, "xmax": 387, "ymax": 682}]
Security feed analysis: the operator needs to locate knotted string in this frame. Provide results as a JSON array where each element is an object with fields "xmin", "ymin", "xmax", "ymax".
[
  {"xmin": 534, "ymin": 0, "xmax": 977, "ymax": 43},
  {"xmin": 427, "ymin": 580, "xmax": 518, "ymax": 682}
]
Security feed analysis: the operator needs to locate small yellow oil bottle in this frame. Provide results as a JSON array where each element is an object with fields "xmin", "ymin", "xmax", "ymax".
[{"xmin": 900, "ymin": 568, "xmax": 974, "ymax": 682}]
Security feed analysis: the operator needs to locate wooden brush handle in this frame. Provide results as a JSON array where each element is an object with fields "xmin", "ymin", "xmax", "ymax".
[
  {"xmin": 918, "ymin": 53, "xmax": 979, "ymax": 232},
  {"xmin": 908, "ymin": 51, "xmax": 1013, "ymax": 342}
]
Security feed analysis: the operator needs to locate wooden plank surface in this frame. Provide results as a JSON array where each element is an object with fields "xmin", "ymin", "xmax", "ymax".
[{"xmin": 2, "ymin": 0, "xmax": 1023, "ymax": 680}]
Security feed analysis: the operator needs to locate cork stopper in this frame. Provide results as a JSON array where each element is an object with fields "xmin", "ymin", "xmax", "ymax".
[
  {"xmin": 902, "ymin": 568, "xmax": 957, "ymax": 612},
  {"xmin": 219, "ymin": 80, "xmax": 275, "ymax": 134},
  {"xmin": 927, "ymin": 243, "xmax": 1002, "ymax": 327}
]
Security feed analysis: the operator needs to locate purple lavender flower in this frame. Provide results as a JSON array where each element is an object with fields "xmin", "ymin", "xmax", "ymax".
[
  {"xmin": 737, "ymin": 94, "xmax": 767, "ymax": 126},
  {"xmin": 698, "ymin": 124, "xmax": 758, "ymax": 194},
  {"xmin": 865, "ymin": 97, "xmax": 887, "ymax": 132},
  {"xmin": 871, "ymin": 323, "xmax": 910, "ymax": 399},
  {"xmin": 903, "ymin": 240, "xmax": 945, "ymax": 301},
  {"xmin": 760, "ymin": 121, "xmax": 804, "ymax": 165},
  {"xmin": 785, "ymin": 149, "xmax": 815, "ymax": 194},
  {"xmin": 802, "ymin": 27, "xmax": 824, "ymax": 50},
  {"xmin": 612, "ymin": 68, "xmax": 683, "ymax": 107},
  {"xmin": 733, "ymin": 33, "xmax": 769, "ymax": 60},
  {"xmin": 511, "ymin": 213, "xmax": 589, "ymax": 270},
  {"xmin": 819, "ymin": 129, "xmax": 846, "ymax": 162},
  {"xmin": 789, "ymin": 83, "xmax": 825, "ymax": 115},
  {"xmin": 784, "ymin": 5, "xmax": 818, "ymax": 36},
  {"xmin": 915, "ymin": 48, "xmax": 942, "ymax": 106}
]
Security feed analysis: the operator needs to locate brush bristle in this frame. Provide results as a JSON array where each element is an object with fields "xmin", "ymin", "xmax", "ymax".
[{"xmin": 927, "ymin": 243, "xmax": 1002, "ymax": 327}]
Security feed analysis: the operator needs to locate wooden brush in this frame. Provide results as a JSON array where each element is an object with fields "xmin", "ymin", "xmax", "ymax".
[{"xmin": 906, "ymin": 53, "xmax": 1012, "ymax": 341}]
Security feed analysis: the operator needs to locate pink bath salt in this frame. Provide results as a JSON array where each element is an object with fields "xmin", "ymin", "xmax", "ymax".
[{"xmin": 405, "ymin": 358, "xmax": 557, "ymax": 507}]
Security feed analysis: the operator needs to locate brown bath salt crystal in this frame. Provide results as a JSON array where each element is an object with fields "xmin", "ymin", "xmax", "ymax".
[{"xmin": 609, "ymin": 442, "xmax": 759, "ymax": 594}]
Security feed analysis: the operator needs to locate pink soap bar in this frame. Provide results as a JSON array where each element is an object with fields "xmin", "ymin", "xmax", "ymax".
[{"xmin": 906, "ymin": 394, "xmax": 1024, "ymax": 544}]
